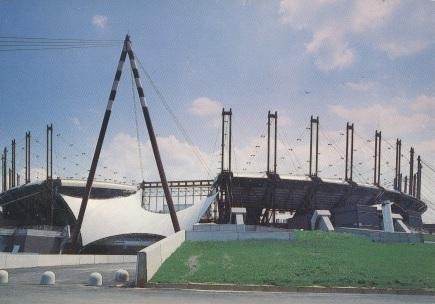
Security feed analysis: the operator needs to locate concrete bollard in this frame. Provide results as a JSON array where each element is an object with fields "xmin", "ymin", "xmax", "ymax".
[
  {"xmin": 114, "ymin": 269, "xmax": 129, "ymax": 283},
  {"xmin": 0, "ymin": 270, "xmax": 8, "ymax": 284},
  {"xmin": 40, "ymin": 271, "xmax": 55, "ymax": 285},
  {"xmin": 88, "ymin": 272, "xmax": 103, "ymax": 286}
]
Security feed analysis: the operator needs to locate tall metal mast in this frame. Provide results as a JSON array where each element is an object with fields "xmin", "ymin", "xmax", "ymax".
[
  {"xmin": 409, "ymin": 147, "xmax": 414, "ymax": 195},
  {"xmin": 395, "ymin": 139, "xmax": 401, "ymax": 191},
  {"xmin": 309, "ymin": 116, "xmax": 319, "ymax": 177},
  {"xmin": 345, "ymin": 122, "xmax": 354, "ymax": 182},
  {"xmin": 2, "ymin": 147, "xmax": 7, "ymax": 191},
  {"xmin": 267, "ymin": 111, "xmax": 277, "ymax": 174},
  {"xmin": 373, "ymin": 131, "xmax": 381, "ymax": 186},
  {"xmin": 11, "ymin": 139, "xmax": 16, "ymax": 188},
  {"xmin": 25, "ymin": 131, "xmax": 31, "ymax": 183},
  {"xmin": 69, "ymin": 35, "xmax": 180, "ymax": 252},
  {"xmin": 46, "ymin": 124, "xmax": 53, "ymax": 180},
  {"xmin": 220, "ymin": 108, "xmax": 232, "ymax": 173}
]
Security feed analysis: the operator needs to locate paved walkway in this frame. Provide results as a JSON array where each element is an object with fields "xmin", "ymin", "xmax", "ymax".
[{"xmin": 0, "ymin": 264, "xmax": 434, "ymax": 304}]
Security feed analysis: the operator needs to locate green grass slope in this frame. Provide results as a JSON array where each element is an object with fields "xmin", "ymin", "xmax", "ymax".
[{"xmin": 152, "ymin": 231, "xmax": 435, "ymax": 289}]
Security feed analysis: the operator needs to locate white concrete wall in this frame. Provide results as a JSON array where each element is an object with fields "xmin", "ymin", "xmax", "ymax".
[
  {"xmin": 186, "ymin": 230, "xmax": 293, "ymax": 241},
  {"xmin": 136, "ymin": 230, "xmax": 186, "ymax": 287},
  {"xmin": 193, "ymin": 224, "xmax": 287, "ymax": 232},
  {"xmin": 0, "ymin": 253, "xmax": 136, "ymax": 269},
  {"xmin": 335, "ymin": 227, "xmax": 423, "ymax": 243}
]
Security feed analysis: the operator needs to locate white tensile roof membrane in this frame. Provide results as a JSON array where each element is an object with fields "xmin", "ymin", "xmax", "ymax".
[{"xmin": 62, "ymin": 190, "xmax": 217, "ymax": 246}]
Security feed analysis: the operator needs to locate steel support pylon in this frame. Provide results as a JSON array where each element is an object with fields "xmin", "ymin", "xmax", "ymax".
[{"xmin": 69, "ymin": 35, "xmax": 180, "ymax": 252}]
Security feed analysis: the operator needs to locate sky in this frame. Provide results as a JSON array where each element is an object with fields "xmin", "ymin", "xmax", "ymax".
[{"xmin": 0, "ymin": 0, "xmax": 434, "ymax": 220}]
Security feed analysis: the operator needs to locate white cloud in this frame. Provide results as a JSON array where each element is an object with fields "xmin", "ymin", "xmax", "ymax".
[
  {"xmin": 279, "ymin": 0, "xmax": 336, "ymax": 30},
  {"xmin": 416, "ymin": 139, "xmax": 435, "ymax": 155},
  {"xmin": 345, "ymin": 80, "xmax": 377, "ymax": 92},
  {"xmin": 190, "ymin": 97, "xmax": 222, "ymax": 117},
  {"xmin": 72, "ymin": 117, "xmax": 82, "ymax": 130},
  {"xmin": 306, "ymin": 26, "xmax": 355, "ymax": 71},
  {"xmin": 92, "ymin": 15, "xmax": 108, "ymax": 29},
  {"xmin": 279, "ymin": 0, "xmax": 354, "ymax": 71},
  {"xmin": 99, "ymin": 133, "xmax": 214, "ymax": 181},
  {"xmin": 410, "ymin": 95, "xmax": 435, "ymax": 112},
  {"xmin": 279, "ymin": 0, "xmax": 432, "ymax": 70},
  {"xmin": 328, "ymin": 102, "xmax": 431, "ymax": 136},
  {"xmin": 379, "ymin": 40, "xmax": 430, "ymax": 59},
  {"xmin": 351, "ymin": 0, "xmax": 398, "ymax": 32},
  {"xmin": 277, "ymin": 113, "xmax": 292, "ymax": 127}
]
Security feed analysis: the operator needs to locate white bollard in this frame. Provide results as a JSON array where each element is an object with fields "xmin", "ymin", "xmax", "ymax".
[
  {"xmin": 0, "ymin": 270, "xmax": 8, "ymax": 284},
  {"xmin": 114, "ymin": 269, "xmax": 129, "ymax": 283},
  {"xmin": 40, "ymin": 271, "xmax": 55, "ymax": 285},
  {"xmin": 88, "ymin": 272, "xmax": 103, "ymax": 286}
]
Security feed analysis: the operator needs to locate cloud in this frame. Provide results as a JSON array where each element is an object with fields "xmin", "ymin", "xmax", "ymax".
[
  {"xmin": 328, "ymin": 102, "xmax": 431, "ymax": 136},
  {"xmin": 189, "ymin": 97, "xmax": 222, "ymax": 117},
  {"xmin": 410, "ymin": 95, "xmax": 435, "ymax": 112},
  {"xmin": 277, "ymin": 113, "xmax": 292, "ymax": 127},
  {"xmin": 279, "ymin": 0, "xmax": 432, "ymax": 70},
  {"xmin": 344, "ymin": 80, "xmax": 377, "ymax": 92},
  {"xmin": 416, "ymin": 139, "xmax": 435, "ymax": 155},
  {"xmin": 350, "ymin": 0, "xmax": 398, "ymax": 32},
  {"xmin": 379, "ymin": 40, "xmax": 429, "ymax": 59},
  {"xmin": 99, "ymin": 133, "xmax": 214, "ymax": 181},
  {"xmin": 306, "ymin": 26, "xmax": 355, "ymax": 71},
  {"xmin": 72, "ymin": 117, "xmax": 82, "ymax": 130},
  {"xmin": 92, "ymin": 15, "xmax": 108, "ymax": 29}
]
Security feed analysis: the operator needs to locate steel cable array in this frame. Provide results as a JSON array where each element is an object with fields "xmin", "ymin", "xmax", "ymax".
[{"xmin": 0, "ymin": 36, "xmax": 122, "ymax": 52}]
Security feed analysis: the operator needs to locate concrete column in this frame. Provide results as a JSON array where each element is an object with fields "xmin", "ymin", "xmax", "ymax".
[
  {"xmin": 381, "ymin": 201, "xmax": 394, "ymax": 232},
  {"xmin": 311, "ymin": 210, "xmax": 334, "ymax": 231}
]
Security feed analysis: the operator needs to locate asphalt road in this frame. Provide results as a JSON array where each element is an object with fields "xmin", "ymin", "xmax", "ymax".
[{"xmin": 1, "ymin": 264, "xmax": 434, "ymax": 304}]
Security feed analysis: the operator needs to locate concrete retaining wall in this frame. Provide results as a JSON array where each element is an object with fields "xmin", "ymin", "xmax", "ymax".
[
  {"xmin": 192, "ymin": 224, "xmax": 288, "ymax": 232},
  {"xmin": 336, "ymin": 227, "xmax": 423, "ymax": 243},
  {"xmin": 188, "ymin": 224, "xmax": 293, "ymax": 241},
  {"xmin": 186, "ymin": 230, "xmax": 293, "ymax": 241},
  {"xmin": 0, "ymin": 253, "xmax": 136, "ymax": 269},
  {"xmin": 136, "ymin": 230, "xmax": 186, "ymax": 287}
]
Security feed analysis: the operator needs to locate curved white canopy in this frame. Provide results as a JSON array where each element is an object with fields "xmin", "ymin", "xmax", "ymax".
[{"xmin": 62, "ymin": 190, "xmax": 216, "ymax": 246}]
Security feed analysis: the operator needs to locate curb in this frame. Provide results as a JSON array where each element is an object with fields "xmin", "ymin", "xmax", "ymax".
[{"xmin": 142, "ymin": 282, "xmax": 435, "ymax": 296}]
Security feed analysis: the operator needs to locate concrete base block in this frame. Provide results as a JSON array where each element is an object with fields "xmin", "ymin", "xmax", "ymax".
[
  {"xmin": 0, "ymin": 270, "xmax": 8, "ymax": 284},
  {"xmin": 395, "ymin": 219, "xmax": 411, "ymax": 233},
  {"xmin": 40, "ymin": 271, "xmax": 55, "ymax": 285},
  {"xmin": 311, "ymin": 210, "xmax": 334, "ymax": 231},
  {"xmin": 88, "ymin": 272, "xmax": 102, "ymax": 286},
  {"xmin": 382, "ymin": 201, "xmax": 394, "ymax": 232},
  {"xmin": 231, "ymin": 207, "xmax": 246, "ymax": 225}
]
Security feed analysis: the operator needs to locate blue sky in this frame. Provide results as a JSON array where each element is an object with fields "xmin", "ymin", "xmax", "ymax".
[{"xmin": 0, "ymin": 0, "xmax": 434, "ymax": 216}]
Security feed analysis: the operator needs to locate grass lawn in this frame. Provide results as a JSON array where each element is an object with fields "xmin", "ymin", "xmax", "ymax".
[{"xmin": 152, "ymin": 231, "xmax": 435, "ymax": 289}]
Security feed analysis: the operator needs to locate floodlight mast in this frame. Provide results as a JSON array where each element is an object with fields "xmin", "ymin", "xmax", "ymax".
[{"xmin": 69, "ymin": 35, "xmax": 180, "ymax": 252}]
